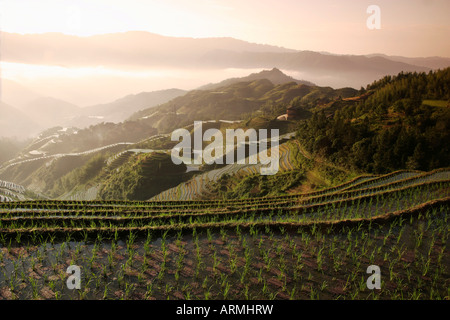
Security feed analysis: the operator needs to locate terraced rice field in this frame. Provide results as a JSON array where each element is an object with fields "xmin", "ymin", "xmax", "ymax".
[
  {"xmin": 152, "ymin": 141, "xmax": 299, "ymax": 201},
  {"xmin": 0, "ymin": 143, "xmax": 134, "ymax": 173},
  {"xmin": 60, "ymin": 186, "xmax": 100, "ymax": 202},
  {"xmin": 0, "ymin": 169, "xmax": 448, "ymax": 300},
  {"xmin": 107, "ymin": 151, "xmax": 136, "ymax": 171},
  {"xmin": 0, "ymin": 180, "xmax": 27, "ymax": 202},
  {"xmin": 106, "ymin": 133, "xmax": 170, "ymax": 171}
]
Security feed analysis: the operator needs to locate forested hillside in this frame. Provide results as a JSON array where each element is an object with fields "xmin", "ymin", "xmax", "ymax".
[
  {"xmin": 297, "ymin": 68, "xmax": 450, "ymax": 173},
  {"xmin": 2, "ymin": 69, "xmax": 449, "ymax": 201},
  {"xmin": 129, "ymin": 78, "xmax": 357, "ymax": 134}
]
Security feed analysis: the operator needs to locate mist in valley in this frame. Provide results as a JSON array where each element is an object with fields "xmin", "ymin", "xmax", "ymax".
[
  {"xmin": 0, "ymin": 0, "xmax": 449, "ymax": 201},
  {"xmin": 1, "ymin": 30, "xmax": 447, "ymax": 141}
]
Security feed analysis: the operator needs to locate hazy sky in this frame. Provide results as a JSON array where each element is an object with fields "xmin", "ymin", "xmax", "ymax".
[
  {"xmin": 1, "ymin": 0, "xmax": 450, "ymax": 57},
  {"xmin": 1, "ymin": 0, "xmax": 449, "ymax": 107}
]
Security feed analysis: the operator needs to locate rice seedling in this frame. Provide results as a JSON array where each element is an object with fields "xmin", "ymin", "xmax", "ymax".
[{"xmin": 0, "ymin": 170, "xmax": 446, "ymax": 300}]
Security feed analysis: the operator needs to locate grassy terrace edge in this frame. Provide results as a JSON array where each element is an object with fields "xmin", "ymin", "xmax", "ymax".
[
  {"xmin": 0, "ymin": 197, "xmax": 447, "ymax": 235},
  {"xmin": 0, "ymin": 168, "xmax": 447, "ymax": 210},
  {"xmin": 1, "ymin": 178, "xmax": 448, "ymax": 214}
]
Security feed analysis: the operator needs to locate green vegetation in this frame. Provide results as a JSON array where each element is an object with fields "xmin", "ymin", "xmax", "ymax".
[
  {"xmin": 1, "ymin": 68, "xmax": 449, "ymax": 203},
  {"xmin": 0, "ymin": 69, "xmax": 449, "ymax": 301},
  {"xmin": 422, "ymin": 100, "xmax": 448, "ymax": 108},
  {"xmin": 98, "ymin": 152, "xmax": 187, "ymax": 200},
  {"xmin": 130, "ymin": 79, "xmax": 357, "ymax": 135},
  {"xmin": 211, "ymin": 170, "xmax": 306, "ymax": 199},
  {"xmin": 297, "ymin": 69, "xmax": 450, "ymax": 174},
  {"xmin": 0, "ymin": 170, "xmax": 448, "ymax": 300},
  {"xmin": 50, "ymin": 154, "xmax": 108, "ymax": 198},
  {"xmin": 41, "ymin": 121, "xmax": 158, "ymax": 155}
]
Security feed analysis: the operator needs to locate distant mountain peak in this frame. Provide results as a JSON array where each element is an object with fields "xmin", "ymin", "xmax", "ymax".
[
  {"xmin": 198, "ymin": 68, "xmax": 315, "ymax": 91},
  {"xmin": 258, "ymin": 67, "xmax": 285, "ymax": 75},
  {"xmin": 269, "ymin": 67, "xmax": 283, "ymax": 72}
]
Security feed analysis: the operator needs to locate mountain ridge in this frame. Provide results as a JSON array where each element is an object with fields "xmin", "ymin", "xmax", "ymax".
[
  {"xmin": 3, "ymin": 31, "xmax": 448, "ymax": 90},
  {"xmin": 1, "ymin": 68, "xmax": 448, "ymax": 199},
  {"xmin": 197, "ymin": 68, "xmax": 315, "ymax": 90},
  {"xmin": 78, "ymin": 88, "xmax": 188, "ymax": 125}
]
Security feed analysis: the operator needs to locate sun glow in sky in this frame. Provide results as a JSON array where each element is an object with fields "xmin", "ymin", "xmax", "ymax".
[
  {"xmin": 1, "ymin": 0, "xmax": 449, "ymax": 106},
  {"xmin": 1, "ymin": 0, "xmax": 450, "ymax": 56}
]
